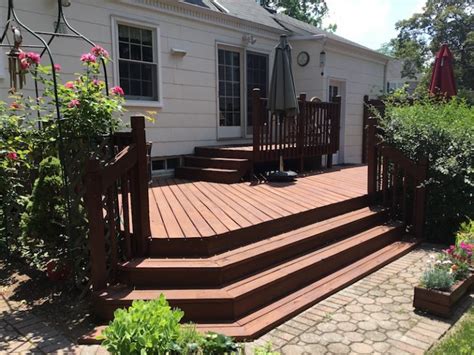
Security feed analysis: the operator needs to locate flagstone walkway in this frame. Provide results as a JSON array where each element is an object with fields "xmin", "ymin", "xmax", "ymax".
[{"xmin": 1, "ymin": 245, "xmax": 472, "ymax": 354}]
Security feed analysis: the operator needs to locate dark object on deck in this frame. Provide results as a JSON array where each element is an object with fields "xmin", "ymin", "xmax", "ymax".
[{"xmin": 267, "ymin": 169, "xmax": 297, "ymax": 182}]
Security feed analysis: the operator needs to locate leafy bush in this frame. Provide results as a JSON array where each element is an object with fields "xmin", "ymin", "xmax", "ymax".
[
  {"xmin": 20, "ymin": 157, "xmax": 67, "ymax": 268},
  {"xmin": 456, "ymin": 219, "xmax": 474, "ymax": 245},
  {"xmin": 379, "ymin": 95, "xmax": 474, "ymax": 243},
  {"xmin": 253, "ymin": 342, "xmax": 280, "ymax": 355},
  {"xmin": 420, "ymin": 267, "xmax": 455, "ymax": 291},
  {"xmin": 100, "ymin": 295, "xmax": 240, "ymax": 355}
]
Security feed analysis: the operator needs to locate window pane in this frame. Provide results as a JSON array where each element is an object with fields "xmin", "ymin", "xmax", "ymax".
[
  {"xmin": 118, "ymin": 25, "xmax": 129, "ymax": 42},
  {"xmin": 130, "ymin": 62, "xmax": 141, "ymax": 79},
  {"xmin": 142, "ymin": 46, "xmax": 153, "ymax": 62},
  {"xmin": 120, "ymin": 78, "xmax": 130, "ymax": 95},
  {"xmin": 142, "ymin": 81, "xmax": 153, "ymax": 98},
  {"xmin": 119, "ymin": 42, "xmax": 130, "ymax": 59},
  {"xmin": 119, "ymin": 61, "xmax": 129, "ymax": 78},
  {"xmin": 141, "ymin": 29, "xmax": 153, "ymax": 46},
  {"xmin": 129, "ymin": 27, "xmax": 141, "ymax": 44},
  {"xmin": 141, "ymin": 63, "xmax": 153, "ymax": 80},
  {"xmin": 131, "ymin": 44, "xmax": 141, "ymax": 60},
  {"xmin": 130, "ymin": 80, "xmax": 141, "ymax": 96}
]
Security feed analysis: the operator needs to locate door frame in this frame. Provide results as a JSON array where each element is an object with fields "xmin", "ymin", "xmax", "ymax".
[
  {"xmin": 215, "ymin": 43, "xmax": 245, "ymax": 140},
  {"xmin": 327, "ymin": 78, "xmax": 347, "ymax": 164}
]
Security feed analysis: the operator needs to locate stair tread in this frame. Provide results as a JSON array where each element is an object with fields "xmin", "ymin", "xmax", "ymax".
[
  {"xmin": 198, "ymin": 239, "xmax": 419, "ymax": 337},
  {"xmin": 177, "ymin": 166, "xmax": 239, "ymax": 173},
  {"xmin": 185, "ymin": 156, "xmax": 249, "ymax": 163},
  {"xmin": 125, "ymin": 207, "xmax": 383, "ymax": 269},
  {"xmin": 99, "ymin": 222, "xmax": 401, "ymax": 302},
  {"xmin": 84, "ymin": 239, "xmax": 419, "ymax": 343}
]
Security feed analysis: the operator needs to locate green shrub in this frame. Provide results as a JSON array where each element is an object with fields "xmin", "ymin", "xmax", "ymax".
[
  {"xmin": 420, "ymin": 267, "xmax": 455, "ymax": 291},
  {"xmin": 379, "ymin": 95, "xmax": 474, "ymax": 243},
  {"xmin": 253, "ymin": 342, "xmax": 280, "ymax": 355},
  {"xmin": 100, "ymin": 295, "xmax": 240, "ymax": 355},
  {"xmin": 456, "ymin": 219, "xmax": 474, "ymax": 245},
  {"xmin": 20, "ymin": 156, "xmax": 67, "ymax": 268}
]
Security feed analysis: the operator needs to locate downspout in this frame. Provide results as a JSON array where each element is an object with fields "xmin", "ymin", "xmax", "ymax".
[{"xmin": 383, "ymin": 59, "xmax": 389, "ymax": 96}]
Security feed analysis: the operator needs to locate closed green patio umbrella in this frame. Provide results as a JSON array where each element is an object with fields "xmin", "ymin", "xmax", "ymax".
[
  {"xmin": 269, "ymin": 35, "xmax": 299, "ymax": 117},
  {"xmin": 268, "ymin": 35, "xmax": 298, "ymax": 181}
]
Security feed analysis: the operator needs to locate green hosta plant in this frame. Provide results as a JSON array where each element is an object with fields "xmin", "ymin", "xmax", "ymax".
[
  {"xmin": 420, "ymin": 267, "xmax": 455, "ymax": 291},
  {"xmin": 456, "ymin": 219, "xmax": 474, "ymax": 246},
  {"xmin": 101, "ymin": 295, "xmax": 184, "ymax": 354},
  {"xmin": 100, "ymin": 295, "xmax": 240, "ymax": 355}
]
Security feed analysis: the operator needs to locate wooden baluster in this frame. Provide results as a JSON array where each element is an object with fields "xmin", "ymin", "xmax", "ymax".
[
  {"xmin": 362, "ymin": 95, "xmax": 369, "ymax": 163},
  {"xmin": 106, "ymin": 186, "xmax": 118, "ymax": 278},
  {"xmin": 298, "ymin": 93, "xmax": 306, "ymax": 170},
  {"xmin": 401, "ymin": 170, "xmax": 408, "ymax": 225},
  {"xmin": 367, "ymin": 118, "xmax": 377, "ymax": 202},
  {"xmin": 413, "ymin": 158, "xmax": 428, "ymax": 240},
  {"xmin": 382, "ymin": 157, "xmax": 389, "ymax": 206},
  {"xmin": 84, "ymin": 159, "xmax": 107, "ymax": 291},
  {"xmin": 391, "ymin": 163, "xmax": 399, "ymax": 217},
  {"xmin": 121, "ymin": 173, "xmax": 132, "ymax": 259},
  {"xmin": 334, "ymin": 96, "xmax": 342, "ymax": 155},
  {"xmin": 252, "ymin": 89, "xmax": 261, "ymax": 166},
  {"xmin": 131, "ymin": 116, "xmax": 151, "ymax": 257}
]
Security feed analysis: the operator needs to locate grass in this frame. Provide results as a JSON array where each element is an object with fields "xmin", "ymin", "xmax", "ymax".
[{"xmin": 426, "ymin": 305, "xmax": 474, "ymax": 355}]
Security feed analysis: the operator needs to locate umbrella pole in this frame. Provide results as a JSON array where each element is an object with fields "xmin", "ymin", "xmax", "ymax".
[{"xmin": 279, "ymin": 112, "xmax": 284, "ymax": 172}]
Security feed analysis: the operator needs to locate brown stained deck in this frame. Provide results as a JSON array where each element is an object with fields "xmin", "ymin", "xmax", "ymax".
[{"xmin": 149, "ymin": 165, "xmax": 368, "ymax": 239}]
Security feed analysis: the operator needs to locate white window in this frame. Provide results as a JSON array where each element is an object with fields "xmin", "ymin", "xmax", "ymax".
[{"xmin": 112, "ymin": 18, "xmax": 162, "ymax": 106}]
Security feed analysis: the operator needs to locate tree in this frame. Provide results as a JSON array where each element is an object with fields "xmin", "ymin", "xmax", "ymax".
[
  {"xmin": 388, "ymin": 0, "xmax": 474, "ymax": 89},
  {"xmin": 261, "ymin": 0, "xmax": 336, "ymax": 31}
]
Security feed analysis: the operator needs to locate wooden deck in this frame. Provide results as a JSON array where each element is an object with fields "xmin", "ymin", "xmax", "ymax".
[{"xmin": 149, "ymin": 165, "xmax": 367, "ymax": 252}]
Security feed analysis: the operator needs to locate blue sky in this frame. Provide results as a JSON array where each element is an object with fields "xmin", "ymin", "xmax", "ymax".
[{"xmin": 322, "ymin": 0, "xmax": 426, "ymax": 50}]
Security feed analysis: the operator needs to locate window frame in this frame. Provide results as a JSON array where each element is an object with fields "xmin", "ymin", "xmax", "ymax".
[{"xmin": 111, "ymin": 16, "xmax": 163, "ymax": 108}]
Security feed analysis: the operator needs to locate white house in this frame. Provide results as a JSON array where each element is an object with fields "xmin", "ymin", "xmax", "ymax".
[{"xmin": 0, "ymin": 0, "xmax": 392, "ymax": 174}]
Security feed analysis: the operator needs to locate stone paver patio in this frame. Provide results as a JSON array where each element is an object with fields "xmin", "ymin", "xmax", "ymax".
[{"xmin": 1, "ymin": 245, "xmax": 472, "ymax": 354}]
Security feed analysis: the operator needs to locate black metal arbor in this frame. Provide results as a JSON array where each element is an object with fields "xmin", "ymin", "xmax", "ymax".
[{"xmin": 0, "ymin": 0, "xmax": 112, "ymax": 283}]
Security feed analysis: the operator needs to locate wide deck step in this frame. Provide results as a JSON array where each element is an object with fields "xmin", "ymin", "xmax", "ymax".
[
  {"xmin": 183, "ymin": 156, "xmax": 250, "ymax": 172},
  {"xmin": 175, "ymin": 166, "xmax": 243, "ymax": 184},
  {"xmin": 94, "ymin": 223, "xmax": 403, "ymax": 322},
  {"xmin": 194, "ymin": 146, "xmax": 252, "ymax": 160},
  {"xmin": 120, "ymin": 207, "xmax": 386, "ymax": 288}
]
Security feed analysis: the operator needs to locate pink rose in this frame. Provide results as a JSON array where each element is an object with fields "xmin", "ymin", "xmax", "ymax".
[
  {"xmin": 68, "ymin": 99, "xmax": 80, "ymax": 108},
  {"xmin": 6, "ymin": 152, "xmax": 18, "ymax": 161},
  {"xmin": 54, "ymin": 64, "xmax": 61, "ymax": 72},
  {"xmin": 20, "ymin": 58, "xmax": 30, "ymax": 70},
  {"xmin": 80, "ymin": 53, "xmax": 97, "ymax": 64},
  {"xmin": 27, "ymin": 52, "xmax": 41, "ymax": 65},
  {"xmin": 65, "ymin": 81, "xmax": 75, "ymax": 89},
  {"xmin": 110, "ymin": 86, "xmax": 125, "ymax": 96},
  {"xmin": 91, "ymin": 46, "xmax": 109, "ymax": 59}
]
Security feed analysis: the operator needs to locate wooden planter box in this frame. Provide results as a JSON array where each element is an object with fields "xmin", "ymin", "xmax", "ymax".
[{"xmin": 413, "ymin": 273, "xmax": 474, "ymax": 317}]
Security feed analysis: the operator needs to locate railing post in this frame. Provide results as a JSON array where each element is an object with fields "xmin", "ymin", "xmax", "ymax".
[
  {"xmin": 298, "ymin": 93, "xmax": 307, "ymax": 171},
  {"xmin": 84, "ymin": 159, "xmax": 107, "ymax": 291},
  {"xmin": 252, "ymin": 88, "xmax": 261, "ymax": 171},
  {"xmin": 131, "ymin": 116, "xmax": 151, "ymax": 257},
  {"xmin": 413, "ymin": 157, "xmax": 428, "ymax": 240},
  {"xmin": 367, "ymin": 117, "xmax": 378, "ymax": 202},
  {"xmin": 362, "ymin": 95, "xmax": 369, "ymax": 163}
]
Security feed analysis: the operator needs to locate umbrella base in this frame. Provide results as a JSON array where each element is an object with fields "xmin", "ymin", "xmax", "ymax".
[{"xmin": 267, "ymin": 170, "xmax": 298, "ymax": 182}]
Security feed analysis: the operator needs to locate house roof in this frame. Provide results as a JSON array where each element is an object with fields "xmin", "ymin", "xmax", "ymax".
[
  {"xmin": 181, "ymin": 0, "xmax": 390, "ymax": 60},
  {"xmin": 183, "ymin": 0, "xmax": 284, "ymax": 30}
]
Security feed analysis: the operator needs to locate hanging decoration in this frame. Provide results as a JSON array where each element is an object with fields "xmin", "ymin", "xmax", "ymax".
[{"xmin": 6, "ymin": 26, "xmax": 25, "ymax": 91}]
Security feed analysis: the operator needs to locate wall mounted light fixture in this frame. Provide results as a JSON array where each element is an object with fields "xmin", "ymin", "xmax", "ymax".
[
  {"xmin": 242, "ymin": 34, "xmax": 256, "ymax": 46},
  {"xmin": 170, "ymin": 48, "xmax": 187, "ymax": 57}
]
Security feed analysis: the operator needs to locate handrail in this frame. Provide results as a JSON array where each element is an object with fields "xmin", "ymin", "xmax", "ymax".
[
  {"xmin": 252, "ymin": 88, "xmax": 341, "ymax": 170},
  {"xmin": 367, "ymin": 118, "xmax": 428, "ymax": 239},
  {"xmin": 84, "ymin": 116, "xmax": 151, "ymax": 291}
]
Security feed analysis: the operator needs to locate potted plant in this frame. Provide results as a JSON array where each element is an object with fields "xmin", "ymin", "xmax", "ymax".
[{"xmin": 414, "ymin": 239, "xmax": 473, "ymax": 317}]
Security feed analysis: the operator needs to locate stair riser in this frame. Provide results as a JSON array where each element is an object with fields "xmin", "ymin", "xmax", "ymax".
[
  {"xmin": 102, "ymin": 228, "xmax": 401, "ymax": 322},
  {"xmin": 175, "ymin": 167, "xmax": 242, "ymax": 184},
  {"xmin": 120, "ymin": 211, "xmax": 387, "ymax": 288},
  {"xmin": 184, "ymin": 157, "xmax": 250, "ymax": 172},
  {"xmin": 194, "ymin": 147, "xmax": 252, "ymax": 160},
  {"xmin": 149, "ymin": 196, "xmax": 370, "ymax": 257}
]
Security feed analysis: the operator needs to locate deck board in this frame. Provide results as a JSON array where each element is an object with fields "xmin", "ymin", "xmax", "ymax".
[{"xmin": 149, "ymin": 165, "xmax": 368, "ymax": 239}]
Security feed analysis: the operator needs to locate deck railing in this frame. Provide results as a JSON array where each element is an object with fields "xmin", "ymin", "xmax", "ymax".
[
  {"xmin": 367, "ymin": 118, "xmax": 428, "ymax": 239},
  {"xmin": 84, "ymin": 116, "xmax": 151, "ymax": 291},
  {"xmin": 252, "ymin": 89, "xmax": 341, "ymax": 170},
  {"xmin": 362, "ymin": 95, "xmax": 385, "ymax": 163}
]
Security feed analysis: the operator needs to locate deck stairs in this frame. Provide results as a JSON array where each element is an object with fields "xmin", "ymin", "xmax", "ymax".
[
  {"xmin": 92, "ymin": 195, "xmax": 419, "ymax": 341},
  {"xmin": 175, "ymin": 146, "xmax": 252, "ymax": 184}
]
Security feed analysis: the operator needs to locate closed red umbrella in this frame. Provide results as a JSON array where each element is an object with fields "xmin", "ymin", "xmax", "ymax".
[{"xmin": 429, "ymin": 44, "xmax": 457, "ymax": 97}]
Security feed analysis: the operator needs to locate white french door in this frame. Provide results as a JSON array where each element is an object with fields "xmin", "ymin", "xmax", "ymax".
[
  {"xmin": 217, "ymin": 47, "xmax": 243, "ymax": 139},
  {"xmin": 328, "ymin": 79, "xmax": 346, "ymax": 164}
]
